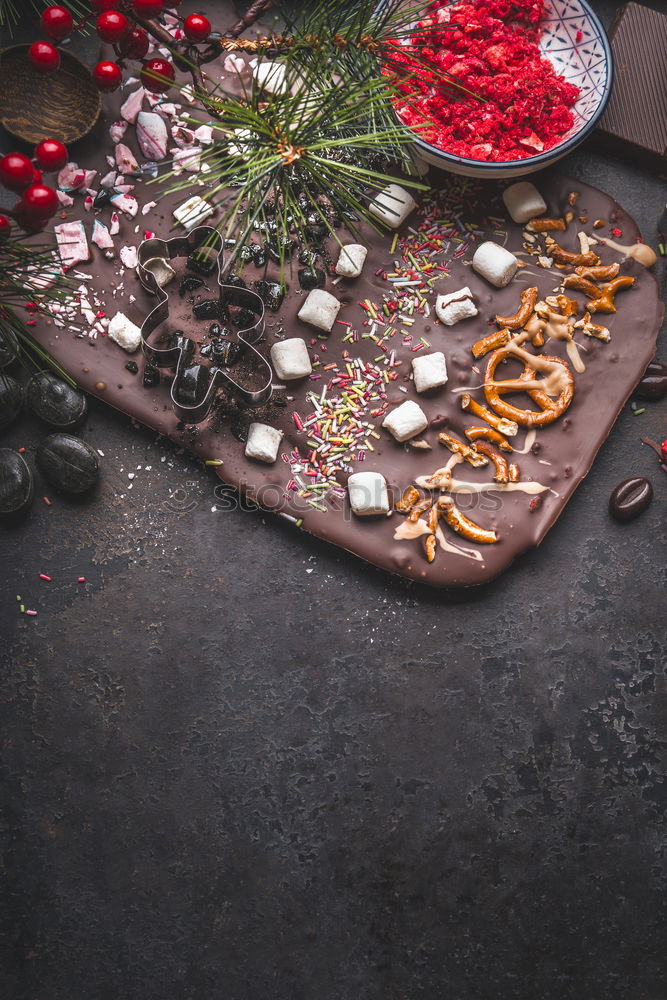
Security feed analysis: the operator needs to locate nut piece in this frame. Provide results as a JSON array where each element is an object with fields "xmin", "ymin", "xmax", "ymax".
[
  {"xmin": 508, "ymin": 463, "xmax": 520, "ymax": 482},
  {"xmin": 544, "ymin": 236, "xmax": 600, "ymax": 267},
  {"xmin": 460, "ymin": 393, "xmax": 519, "ymax": 436},
  {"xmin": 438, "ymin": 498, "xmax": 498, "ymax": 544},
  {"xmin": 424, "ymin": 532, "xmax": 437, "ymax": 563},
  {"xmin": 408, "ymin": 497, "xmax": 433, "ymax": 522},
  {"xmin": 465, "ymin": 425, "xmax": 513, "ymax": 452},
  {"xmin": 438, "ymin": 431, "xmax": 488, "ymax": 468},
  {"xmin": 495, "ymin": 286, "xmax": 538, "ymax": 329},
  {"xmin": 574, "ymin": 311, "xmax": 610, "ymax": 342}
]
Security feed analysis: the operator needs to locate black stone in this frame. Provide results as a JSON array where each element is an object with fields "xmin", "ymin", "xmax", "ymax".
[
  {"xmin": 26, "ymin": 372, "xmax": 87, "ymax": 429},
  {"xmin": 0, "ymin": 374, "xmax": 23, "ymax": 430},
  {"xmin": 0, "ymin": 327, "xmax": 20, "ymax": 368},
  {"xmin": 35, "ymin": 433, "xmax": 99, "ymax": 495},
  {"xmin": 0, "ymin": 448, "xmax": 33, "ymax": 516}
]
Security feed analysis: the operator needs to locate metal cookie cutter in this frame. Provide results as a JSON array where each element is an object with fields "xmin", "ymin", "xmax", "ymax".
[{"xmin": 137, "ymin": 226, "xmax": 273, "ymax": 423}]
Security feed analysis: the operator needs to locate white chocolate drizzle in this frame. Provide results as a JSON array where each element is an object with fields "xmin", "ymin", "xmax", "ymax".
[{"xmin": 596, "ymin": 236, "xmax": 657, "ymax": 268}]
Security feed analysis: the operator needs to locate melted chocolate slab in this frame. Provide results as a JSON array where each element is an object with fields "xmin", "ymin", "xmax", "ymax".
[{"xmin": 28, "ymin": 54, "xmax": 664, "ymax": 587}]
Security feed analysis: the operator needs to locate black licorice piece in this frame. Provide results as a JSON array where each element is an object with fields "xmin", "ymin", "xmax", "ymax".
[
  {"xmin": 298, "ymin": 266, "xmax": 326, "ymax": 290},
  {"xmin": 0, "ymin": 449, "xmax": 33, "ymax": 517},
  {"xmin": 0, "ymin": 375, "xmax": 23, "ymax": 430},
  {"xmin": 254, "ymin": 280, "xmax": 285, "ymax": 312},
  {"xmin": 609, "ymin": 476, "xmax": 653, "ymax": 522},
  {"xmin": 26, "ymin": 372, "xmax": 87, "ymax": 429},
  {"xmin": 174, "ymin": 364, "xmax": 209, "ymax": 407},
  {"xmin": 193, "ymin": 299, "xmax": 223, "ymax": 320},
  {"xmin": 36, "ymin": 434, "xmax": 99, "ymax": 495},
  {"xmin": 635, "ymin": 360, "xmax": 667, "ymax": 402}
]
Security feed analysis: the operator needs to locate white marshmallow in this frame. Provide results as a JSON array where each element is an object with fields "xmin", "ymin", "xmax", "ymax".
[
  {"xmin": 144, "ymin": 257, "xmax": 175, "ymax": 287},
  {"xmin": 335, "ymin": 244, "xmax": 368, "ymax": 278},
  {"xmin": 382, "ymin": 399, "xmax": 428, "ymax": 442},
  {"xmin": 270, "ymin": 338, "xmax": 312, "ymax": 381},
  {"xmin": 253, "ymin": 61, "xmax": 288, "ymax": 95},
  {"xmin": 369, "ymin": 183, "xmax": 417, "ymax": 229},
  {"xmin": 108, "ymin": 312, "xmax": 142, "ymax": 353},
  {"xmin": 435, "ymin": 286, "xmax": 478, "ymax": 326},
  {"xmin": 297, "ymin": 288, "xmax": 341, "ymax": 332},
  {"xmin": 173, "ymin": 195, "xmax": 213, "ymax": 230},
  {"xmin": 347, "ymin": 471, "xmax": 389, "ymax": 516},
  {"xmin": 411, "ymin": 352, "xmax": 448, "ymax": 394},
  {"xmin": 245, "ymin": 422, "xmax": 283, "ymax": 464},
  {"xmin": 502, "ymin": 181, "xmax": 548, "ymax": 225},
  {"xmin": 472, "ymin": 241, "xmax": 519, "ymax": 288}
]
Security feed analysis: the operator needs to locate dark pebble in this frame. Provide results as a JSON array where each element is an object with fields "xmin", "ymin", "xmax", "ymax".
[
  {"xmin": 635, "ymin": 360, "xmax": 667, "ymax": 402},
  {"xmin": 609, "ymin": 476, "xmax": 653, "ymax": 522},
  {"xmin": 0, "ymin": 375, "xmax": 24, "ymax": 430},
  {"xmin": 26, "ymin": 371, "xmax": 87, "ymax": 429},
  {"xmin": 0, "ymin": 448, "xmax": 33, "ymax": 517},
  {"xmin": 36, "ymin": 434, "xmax": 99, "ymax": 495}
]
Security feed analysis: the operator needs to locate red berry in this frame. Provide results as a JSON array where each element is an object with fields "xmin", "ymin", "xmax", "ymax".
[
  {"xmin": 132, "ymin": 0, "xmax": 163, "ymax": 16},
  {"xmin": 118, "ymin": 26, "xmax": 149, "ymax": 59},
  {"xmin": 40, "ymin": 5, "xmax": 73, "ymax": 41},
  {"xmin": 34, "ymin": 138, "xmax": 68, "ymax": 171},
  {"xmin": 140, "ymin": 56, "xmax": 174, "ymax": 93},
  {"xmin": 661, "ymin": 440, "xmax": 667, "ymax": 462},
  {"xmin": 183, "ymin": 12, "xmax": 210, "ymax": 41},
  {"xmin": 21, "ymin": 183, "xmax": 59, "ymax": 219},
  {"xmin": 96, "ymin": 10, "xmax": 129, "ymax": 43},
  {"xmin": 28, "ymin": 40, "xmax": 61, "ymax": 73},
  {"xmin": 13, "ymin": 202, "xmax": 48, "ymax": 233},
  {"xmin": 0, "ymin": 215, "xmax": 12, "ymax": 241},
  {"xmin": 92, "ymin": 60, "xmax": 123, "ymax": 92},
  {"xmin": 0, "ymin": 153, "xmax": 34, "ymax": 192},
  {"xmin": 32, "ymin": 167, "xmax": 44, "ymax": 185},
  {"xmin": 91, "ymin": 0, "xmax": 116, "ymax": 10}
]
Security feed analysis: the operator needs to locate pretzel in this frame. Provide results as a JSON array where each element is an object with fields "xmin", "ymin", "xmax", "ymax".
[
  {"xmin": 574, "ymin": 262, "xmax": 620, "ymax": 281},
  {"xmin": 437, "ymin": 498, "xmax": 498, "ymax": 544},
  {"xmin": 438, "ymin": 431, "xmax": 488, "ymax": 468},
  {"xmin": 562, "ymin": 274, "xmax": 601, "ymax": 299},
  {"xmin": 508, "ymin": 463, "xmax": 520, "ymax": 482},
  {"xmin": 395, "ymin": 485, "xmax": 420, "ymax": 513},
  {"xmin": 424, "ymin": 533, "xmax": 437, "ymax": 563},
  {"xmin": 414, "ymin": 467, "xmax": 453, "ymax": 490},
  {"xmin": 574, "ymin": 311, "xmax": 610, "ymax": 342},
  {"xmin": 554, "ymin": 295, "xmax": 578, "ymax": 317},
  {"xmin": 587, "ymin": 275, "xmax": 635, "ymax": 314},
  {"xmin": 526, "ymin": 217, "xmax": 567, "ymax": 232},
  {"xmin": 484, "ymin": 349, "xmax": 574, "ymax": 428},
  {"xmin": 460, "ymin": 392, "xmax": 519, "ymax": 437},
  {"xmin": 464, "ymin": 425, "xmax": 513, "ymax": 452},
  {"xmin": 495, "ymin": 286, "xmax": 538, "ymax": 330},
  {"xmin": 472, "ymin": 327, "xmax": 510, "ymax": 359},
  {"xmin": 472, "ymin": 441, "xmax": 509, "ymax": 483},
  {"xmin": 545, "ymin": 236, "xmax": 599, "ymax": 267},
  {"xmin": 407, "ymin": 498, "xmax": 432, "ymax": 522}
]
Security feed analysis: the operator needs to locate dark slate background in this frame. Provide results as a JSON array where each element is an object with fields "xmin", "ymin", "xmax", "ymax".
[{"xmin": 1, "ymin": 2, "xmax": 666, "ymax": 998}]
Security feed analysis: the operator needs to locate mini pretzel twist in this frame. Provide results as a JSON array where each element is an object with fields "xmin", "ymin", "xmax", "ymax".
[
  {"xmin": 484, "ymin": 350, "xmax": 575, "ymax": 428},
  {"xmin": 464, "ymin": 425, "xmax": 513, "ymax": 452},
  {"xmin": 526, "ymin": 217, "xmax": 567, "ymax": 232},
  {"xmin": 495, "ymin": 287, "xmax": 538, "ymax": 330},
  {"xmin": 587, "ymin": 275, "xmax": 635, "ymax": 314},
  {"xmin": 574, "ymin": 263, "xmax": 620, "ymax": 281},
  {"xmin": 438, "ymin": 431, "xmax": 489, "ymax": 468},
  {"xmin": 472, "ymin": 441, "xmax": 509, "ymax": 483},
  {"xmin": 545, "ymin": 237, "xmax": 600, "ymax": 267},
  {"xmin": 472, "ymin": 328, "xmax": 511, "ymax": 359},
  {"xmin": 437, "ymin": 498, "xmax": 498, "ymax": 544},
  {"xmin": 460, "ymin": 393, "xmax": 519, "ymax": 437}
]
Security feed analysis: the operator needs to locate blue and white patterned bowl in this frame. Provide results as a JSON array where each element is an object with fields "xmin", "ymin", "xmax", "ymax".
[{"xmin": 411, "ymin": 0, "xmax": 613, "ymax": 179}]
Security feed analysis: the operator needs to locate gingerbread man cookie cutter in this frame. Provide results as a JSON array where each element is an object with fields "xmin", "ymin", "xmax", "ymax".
[{"xmin": 137, "ymin": 227, "xmax": 273, "ymax": 423}]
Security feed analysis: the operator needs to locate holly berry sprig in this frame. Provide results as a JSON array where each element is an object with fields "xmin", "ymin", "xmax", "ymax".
[
  {"xmin": 0, "ymin": 140, "xmax": 69, "ymax": 235},
  {"xmin": 30, "ymin": 0, "xmax": 218, "ymax": 95}
]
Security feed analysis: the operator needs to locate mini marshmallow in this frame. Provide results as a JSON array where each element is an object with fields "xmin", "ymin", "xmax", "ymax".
[
  {"xmin": 108, "ymin": 312, "xmax": 142, "ymax": 353},
  {"xmin": 502, "ymin": 181, "xmax": 548, "ymax": 224},
  {"xmin": 144, "ymin": 257, "xmax": 175, "ymax": 287},
  {"xmin": 270, "ymin": 338, "xmax": 312, "ymax": 381},
  {"xmin": 335, "ymin": 244, "xmax": 368, "ymax": 278},
  {"xmin": 348, "ymin": 471, "xmax": 389, "ymax": 516},
  {"xmin": 245, "ymin": 422, "xmax": 283, "ymax": 464},
  {"xmin": 472, "ymin": 241, "xmax": 519, "ymax": 288},
  {"xmin": 173, "ymin": 195, "xmax": 213, "ymax": 230},
  {"xmin": 411, "ymin": 352, "xmax": 448, "ymax": 394},
  {"xmin": 297, "ymin": 288, "xmax": 341, "ymax": 332},
  {"xmin": 382, "ymin": 399, "xmax": 428, "ymax": 442},
  {"xmin": 435, "ymin": 286, "xmax": 478, "ymax": 326},
  {"xmin": 369, "ymin": 183, "xmax": 417, "ymax": 229},
  {"xmin": 253, "ymin": 60, "xmax": 288, "ymax": 95}
]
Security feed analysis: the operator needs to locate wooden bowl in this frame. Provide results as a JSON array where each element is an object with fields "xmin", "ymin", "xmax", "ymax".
[{"xmin": 0, "ymin": 45, "xmax": 101, "ymax": 145}]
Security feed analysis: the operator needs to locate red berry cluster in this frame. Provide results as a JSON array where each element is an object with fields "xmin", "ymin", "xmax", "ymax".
[
  {"xmin": 30, "ymin": 1, "xmax": 214, "ymax": 98},
  {"xmin": 0, "ymin": 140, "xmax": 68, "ymax": 236}
]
